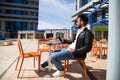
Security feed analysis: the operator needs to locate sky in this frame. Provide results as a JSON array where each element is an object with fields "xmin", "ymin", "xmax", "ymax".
[{"xmin": 38, "ymin": 0, "xmax": 75, "ymax": 30}]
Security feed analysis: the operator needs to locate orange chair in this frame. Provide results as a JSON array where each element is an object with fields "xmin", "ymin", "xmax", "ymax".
[
  {"xmin": 91, "ymin": 39, "xmax": 101, "ymax": 60},
  {"xmin": 99, "ymin": 39, "xmax": 108, "ymax": 55},
  {"xmin": 64, "ymin": 59, "xmax": 88, "ymax": 80},
  {"xmin": 15, "ymin": 39, "xmax": 40, "ymax": 78}
]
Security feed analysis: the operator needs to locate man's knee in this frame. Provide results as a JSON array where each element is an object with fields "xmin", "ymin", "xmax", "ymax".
[{"xmin": 50, "ymin": 53, "xmax": 58, "ymax": 62}]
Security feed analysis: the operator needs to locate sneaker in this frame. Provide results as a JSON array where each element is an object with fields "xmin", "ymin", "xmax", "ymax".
[
  {"xmin": 40, "ymin": 66, "xmax": 47, "ymax": 71},
  {"xmin": 52, "ymin": 70, "xmax": 64, "ymax": 77}
]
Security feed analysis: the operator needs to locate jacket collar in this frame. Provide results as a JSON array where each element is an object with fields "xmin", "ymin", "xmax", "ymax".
[{"xmin": 80, "ymin": 27, "xmax": 88, "ymax": 33}]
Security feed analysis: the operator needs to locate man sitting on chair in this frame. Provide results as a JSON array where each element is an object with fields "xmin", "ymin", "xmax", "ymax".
[{"xmin": 40, "ymin": 14, "xmax": 94, "ymax": 77}]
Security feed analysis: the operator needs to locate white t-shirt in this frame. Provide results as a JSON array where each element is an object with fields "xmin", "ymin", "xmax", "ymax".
[{"xmin": 68, "ymin": 27, "xmax": 86, "ymax": 50}]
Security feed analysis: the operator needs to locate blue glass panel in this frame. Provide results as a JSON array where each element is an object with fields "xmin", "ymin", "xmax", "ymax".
[
  {"xmin": 16, "ymin": 21, "xmax": 21, "ymax": 30},
  {"xmin": 0, "ymin": 22, "xmax": 1, "ymax": 30},
  {"xmin": 30, "ymin": 22, "xmax": 34, "ymax": 30},
  {"xmin": 6, "ymin": 0, "xmax": 27, "ymax": 4},
  {"xmin": 6, "ymin": 10, "xmax": 28, "ymax": 15},
  {"xmin": 15, "ymin": 10, "xmax": 21, "ymax": 14},
  {"xmin": 5, "ymin": 21, "xmax": 27, "ymax": 31},
  {"xmin": 87, "ymin": 0, "xmax": 92, "ymax": 3},
  {"xmin": 23, "ymin": 22, "xmax": 27, "ymax": 30}
]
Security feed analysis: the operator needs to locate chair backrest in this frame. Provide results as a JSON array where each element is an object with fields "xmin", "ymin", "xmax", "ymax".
[
  {"xmin": 100, "ymin": 39, "xmax": 108, "ymax": 43},
  {"xmin": 37, "ymin": 38, "xmax": 50, "ymax": 52},
  {"xmin": 99, "ymin": 39, "xmax": 108, "ymax": 47},
  {"xmin": 17, "ymin": 39, "xmax": 24, "ymax": 56},
  {"xmin": 92, "ymin": 39, "xmax": 97, "ymax": 47}
]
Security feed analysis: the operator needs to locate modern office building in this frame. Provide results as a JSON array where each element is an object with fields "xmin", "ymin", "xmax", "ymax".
[
  {"xmin": 0, "ymin": 0, "xmax": 39, "ymax": 39},
  {"xmin": 72, "ymin": 0, "xmax": 108, "ymax": 40}
]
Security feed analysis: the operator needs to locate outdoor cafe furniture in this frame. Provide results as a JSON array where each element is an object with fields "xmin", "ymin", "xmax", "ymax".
[
  {"xmin": 15, "ymin": 39, "xmax": 40, "ymax": 78},
  {"xmin": 91, "ymin": 39, "xmax": 101, "ymax": 60},
  {"xmin": 38, "ymin": 38, "xmax": 62, "ymax": 72},
  {"xmin": 56, "ymin": 43, "xmax": 89, "ymax": 80},
  {"xmin": 91, "ymin": 39, "xmax": 108, "ymax": 60},
  {"xmin": 99, "ymin": 39, "xmax": 108, "ymax": 56},
  {"xmin": 64, "ymin": 59, "xmax": 88, "ymax": 80}
]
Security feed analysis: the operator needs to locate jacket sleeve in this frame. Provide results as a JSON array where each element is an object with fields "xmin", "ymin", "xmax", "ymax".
[
  {"xmin": 63, "ymin": 39, "xmax": 74, "ymax": 44},
  {"xmin": 72, "ymin": 31, "xmax": 94, "ymax": 54}
]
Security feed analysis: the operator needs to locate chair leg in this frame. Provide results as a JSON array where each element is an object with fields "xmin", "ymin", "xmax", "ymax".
[
  {"xmin": 17, "ymin": 58, "xmax": 24, "ymax": 78},
  {"xmin": 38, "ymin": 52, "xmax": 41, "ymax": 71},
  {"xmin": 66, "ymin": 60, "xmax": 69, "ymax": 69},
  {"xmin": 96, "ymin": 50, "xmax": 99, "ymax": 60},
  {"xmin": 15, "ymin": 56, "xmax": 20, "ymax": 70},
  {"xmin": 36, "ymin": 57, "xmax": 37, "ymax": 61},
  {"xmin": 64, "ymin": 60, "xmax": 67, "ymax": 78},
  {"xmin": 34, "ymin": 57, "xmax": 35, "ymax": 68},
  {"xmin": 38, "ymin": 56, "xmax": 40, "ymax": 73},
  {"xmin": 81, "ymin": 60, "xmax": 88, "ymax": 80}
]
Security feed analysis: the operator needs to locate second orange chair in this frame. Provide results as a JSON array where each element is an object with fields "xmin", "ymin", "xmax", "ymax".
[{"xmin": 15, "ymin": 39, "xmax": 40, "ymax": 78}]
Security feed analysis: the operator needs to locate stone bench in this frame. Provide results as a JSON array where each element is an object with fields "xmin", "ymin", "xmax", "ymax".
[{"xmin": 0, "ymin": 40, "xmax": 12, "ymax": 46}]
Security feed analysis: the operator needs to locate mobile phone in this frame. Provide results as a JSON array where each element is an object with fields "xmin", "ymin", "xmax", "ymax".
[{"xmin": 58, "ymin": 36, "xmax": 62, "ymax": 41}]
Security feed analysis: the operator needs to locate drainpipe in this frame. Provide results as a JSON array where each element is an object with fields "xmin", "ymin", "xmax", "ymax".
[{"xmin": 107, "ymin": 0, "xmax": 120, "ymax": 80}]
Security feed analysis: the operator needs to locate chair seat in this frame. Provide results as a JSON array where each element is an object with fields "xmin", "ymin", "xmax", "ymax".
[
  {"xmin": 102, "ymin": 47, "xmax": 108, "ymax": 49},
  {"xmin": 20, "ymin": 52, "xmax": 39, "ymax": 58}
]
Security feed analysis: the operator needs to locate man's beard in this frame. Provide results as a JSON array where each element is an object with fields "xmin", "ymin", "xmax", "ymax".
[{"xmin": 77, "ymin": 25, "xmax": 82, "ymax": 29}]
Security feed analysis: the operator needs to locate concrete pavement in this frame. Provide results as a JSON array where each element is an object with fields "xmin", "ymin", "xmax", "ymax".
[{"xmin": 0, "ymin": 39, "xmax": 107, "ymax": 80}]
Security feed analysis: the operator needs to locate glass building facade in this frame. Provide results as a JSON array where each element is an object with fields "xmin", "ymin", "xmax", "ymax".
[
  {"xmin": 73, "ymin": 0, "xmax": 108, "ymax": 40},
  {"xmin": 0, "ymin": 0, "xmax": 38, "ymax": 38},
  {"xmin": 75, "ymin": 0, "xmax": 92, "ymax": 11}
]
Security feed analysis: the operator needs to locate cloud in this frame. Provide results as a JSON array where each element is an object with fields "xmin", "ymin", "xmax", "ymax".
[
  {"xmin": 38, "ymin": 20, "xmax": 67, "ymax": 29},
  {"xmin": 38, "ymin": 0, "xmax": 74, "ymax": 29}
]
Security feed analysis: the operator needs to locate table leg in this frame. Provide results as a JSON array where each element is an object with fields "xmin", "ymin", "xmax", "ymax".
[{"xmin": 48, "ymin": 45, "xmax": 52, "ymax": 72}]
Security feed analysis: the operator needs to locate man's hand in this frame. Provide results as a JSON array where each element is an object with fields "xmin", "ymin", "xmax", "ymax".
[{"xmin": 58, "ymin": 36, "xmax": 66, "ymax": 42}]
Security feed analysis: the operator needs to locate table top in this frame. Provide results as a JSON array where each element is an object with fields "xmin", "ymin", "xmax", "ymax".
[{"xmin": 40, "ymin": 41, "xmax": 63, "ymax": 45}]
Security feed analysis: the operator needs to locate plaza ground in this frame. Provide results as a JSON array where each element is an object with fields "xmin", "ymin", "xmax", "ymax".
[{"xmin": 0, "ymin": 39, "xmax": 107, "ymax": 80}]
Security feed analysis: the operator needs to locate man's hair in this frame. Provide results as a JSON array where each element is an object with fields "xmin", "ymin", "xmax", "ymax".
[{"xmin": 76, "ymin": 14, "xmax": 88, "ymax": 26}]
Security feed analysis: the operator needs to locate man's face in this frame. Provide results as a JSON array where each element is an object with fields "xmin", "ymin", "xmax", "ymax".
[{"xmin": 76, "ymin": 18, "xmax": 83, "ymax": 28}]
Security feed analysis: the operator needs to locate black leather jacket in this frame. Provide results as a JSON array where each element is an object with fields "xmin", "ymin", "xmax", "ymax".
[{"xmin": 64, "ymin": 27, "xmax": 94, "ymax": 59}]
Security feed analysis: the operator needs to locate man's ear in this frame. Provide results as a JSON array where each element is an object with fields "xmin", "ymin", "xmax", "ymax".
[{"xmin": 81, "ymin": 21, "xmax": 84, "ymax": 25}]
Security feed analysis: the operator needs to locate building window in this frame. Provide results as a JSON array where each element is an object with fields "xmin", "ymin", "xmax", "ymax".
[
  {"xmin": 95, "ymin": 31, "xmax": 101, "ymax": 41},
  {"xmin": 6, "ymin": 0, "xmax": 28, "ymax": 4},
  {"xmin": 103, "ymin": 31, "xmax": 108, "ymax": 40},
  {"xmin": 6, "ymin": 10, "xmax": 28, "ymax": 15},
  {"xmin": 56, "ymin": 32, "xmax": 64, "ymax": 39},
  {"xmin": 30, "ymin": 1, "xmax": 35, "ymax": 5},
  {"xmin": 35, "ymin": 23, "xmax": 38, "ymax": 30},
  {"xmin": 30, "ymin": 22, "xmax": 34, "ymax": 30},
  {"xmin": 21, "ymin": 11, "xmax": 28, "ymax": 15},
  {"xmin": 87, "ymin": 0, "xmax": 92, "ymax": 3},
  {"xmin": 46, "ymin": 33, "xmax": 53, "ymax": 38},
  {"xmin": 36, "ymin": 13, "xmax": 38, "ymax": 16},
  {"xmin": 5, "ymin": 21, "xmax": 27, "ymax": 31},
  {"xmin": 22, "ymin": 22, "xmax": 27, "ymax": 30},
  {"xmin": 0, "ymin": 22, "xmax": 1, "ymax": 30},
  {"xmin": 31, "ymin": 12, "xmax": 34, "ymax": 16},
  {"xmin": 6, "ymin": 10, "xmax": 12, "ymax": 14}
]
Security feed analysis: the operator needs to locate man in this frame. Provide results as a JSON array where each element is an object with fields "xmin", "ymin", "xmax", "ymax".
[{"xmin": 41, "ymin": 14, "xmax": 94, "ymax": 77}]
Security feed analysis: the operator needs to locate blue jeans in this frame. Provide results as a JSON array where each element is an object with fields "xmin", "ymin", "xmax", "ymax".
[{"xmin": 41, "ymin": 48, "xmax": 74, "ymax": 71}]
